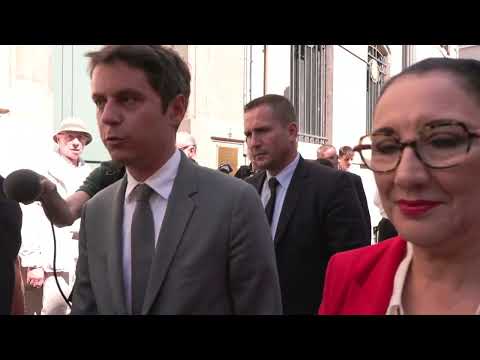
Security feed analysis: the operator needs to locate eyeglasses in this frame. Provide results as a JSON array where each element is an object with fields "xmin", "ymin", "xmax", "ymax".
[
  {"xmin": 353, "ymin": 120, "xmax": 480, "ymax": 173},
  {"xmin": 179, "ymin": 145, "xmax": 196, "ymax": 151}
]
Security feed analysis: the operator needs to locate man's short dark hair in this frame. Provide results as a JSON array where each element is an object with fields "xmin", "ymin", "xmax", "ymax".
[
  {"xmin": 339, "ymin": 146, "xmax": 353, "ymax": 158},
  {"xmin": 86, "ymin": 45, "xmax": 191, "ymax": 113},
  {"xmin": 244, "ymin": 94, "xmax": 297, "ymax": 126},
  {"xmin": 378, "ymin": 57, "xmax": 480, "ymax": 106}
]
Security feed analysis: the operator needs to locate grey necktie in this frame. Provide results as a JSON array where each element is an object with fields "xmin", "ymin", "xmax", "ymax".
[{"xmin": 131, "ymin": 183, "xmax": 155, "ymax": 315}]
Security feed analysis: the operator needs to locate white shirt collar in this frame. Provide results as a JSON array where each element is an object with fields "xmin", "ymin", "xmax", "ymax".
[
  {"xmin": 265, "ymin": 153, "xmax": 300, "ymax": 188},
  {"xmin": 125, "ymin": 149, "xmax": 181, "ymax": 202},
  {"xmin": 386, "ymin": 242, "xmax": 413, "ymax": 315}
]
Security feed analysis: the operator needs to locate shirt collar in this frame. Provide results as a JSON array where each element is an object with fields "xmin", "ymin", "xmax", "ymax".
[
  {"xmin": 386, "ymin": 242, "xmax": 413, "ymax": 315},
  {"xmin": 125, "ymin": 149, "xmax": 181, "ymax": 202},
  {"xmin": 265, "ymin": 153, "xmax": 300, "ymax": 188}
]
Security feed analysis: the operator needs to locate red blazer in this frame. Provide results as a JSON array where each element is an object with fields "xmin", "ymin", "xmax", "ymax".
[{"xmin": 318, "ymin": 236, "xmax": 407, "ymax": 315}]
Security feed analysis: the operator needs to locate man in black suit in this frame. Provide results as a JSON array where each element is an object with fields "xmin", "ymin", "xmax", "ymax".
[
  {"xmin": 0, "ymin": 175, "xmax": 23, "ymax": 314},
  {"xmin": 317, "ymin": 144, "xmax": 371, "ymax": 238},
  {"xmin": 244, "ymin": 95, "xmax": 370, "ymax": 314}
]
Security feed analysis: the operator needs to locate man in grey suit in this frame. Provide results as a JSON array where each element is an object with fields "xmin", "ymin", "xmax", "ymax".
[{"xmin": 71, "ymin": 45, "xmax": 282, "ymax": 315}]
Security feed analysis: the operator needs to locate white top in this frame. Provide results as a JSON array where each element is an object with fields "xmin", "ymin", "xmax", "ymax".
[
  {"xmin": 19, "ymin": 150, "xmax": 91, "ymax": 272},
  {"xmin": 122, "ymin": 149, "xmax": 181, "ymax": 313},
  {"xmin": 386, "ymin": 242, "xmax": 480, "ymax": 315},
  {"xmin": 261, "ymin": 153, "xmax": 300, "ymax": 240},
  {"xmin": 386, "ymin": 242, "xmax": 413, "ymax": 315}
]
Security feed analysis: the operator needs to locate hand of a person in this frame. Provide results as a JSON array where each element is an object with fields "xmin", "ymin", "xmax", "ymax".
[
  {"xmin": 27, "ymin": 267, "xmax": 45, "ymax": 288},
  {"xmin": 38, "ymin": 176, "xmax": 57, "ymax": 200},
  {"xmin": 16, "ymin": 175, "xmax": 57, "ymax": 205}
]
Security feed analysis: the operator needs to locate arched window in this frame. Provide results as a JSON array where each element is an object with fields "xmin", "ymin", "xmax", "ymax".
[{"xmin": 366, "ymin": 45, "xmax": 389, "ymax": 133}]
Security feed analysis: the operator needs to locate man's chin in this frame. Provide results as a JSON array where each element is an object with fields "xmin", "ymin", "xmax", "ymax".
[
  {"xmin": 108, "ymin": 150, "xmax": 128, "ymax": 164},
  {"xmin": 254, "ymin": 160, "xmax": 269, "ymax": 171},
  {"xmin": 65, "ymin": 154, "xmax": 80, "ymax": 163},
  {"xmin": 110, "ymin": 154, "xmax": 130, "ymax": 165}
]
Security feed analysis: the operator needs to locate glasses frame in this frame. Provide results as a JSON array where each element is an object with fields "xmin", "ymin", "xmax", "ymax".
[{"xmin": 353, "ymin": 121, "xmax": 480, "ymax": 173}]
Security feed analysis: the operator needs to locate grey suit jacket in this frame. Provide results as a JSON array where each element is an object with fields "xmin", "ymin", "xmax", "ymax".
[{"xmin": 71, "ymin": 153, "xmax": 282, "ymax": 315}]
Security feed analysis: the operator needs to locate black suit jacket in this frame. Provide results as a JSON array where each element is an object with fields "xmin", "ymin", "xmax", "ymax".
[
  {"xmin": 346, "ymin": 172, "xmax": 371, "ymax": 237},
  {"xmin": 247, "ymin": 157, "xmax": 370, "ymax": 314},
  {"xmin": 315, "ymin": 160, "xmax": 371, "ymax": 236},
  {"xmin": 0, "ymin": 175, "xmax": 22, "ymax": 315}
]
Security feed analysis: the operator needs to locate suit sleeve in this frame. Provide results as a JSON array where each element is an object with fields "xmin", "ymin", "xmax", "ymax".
[
  {"xmin": 0, "ymin": 193, "xmax": 22, "ymax": 315},
  {"xmin": 352, "ymin": 175, "xmax": 371, "ymax": 238},
  {"xmin": 325, "ymin": 172, "xmax": 371, "ymax": 253},
  {"xmin": 0, "ymin": 199, "xmax": 22, "ymax": 260},
  {"xmin": 71, "ymin": 204, "xmax": 98, "ymax": 315},
  {"xmin": 228, "ymin": 183, "xmax": 282, "ymax": 314}
]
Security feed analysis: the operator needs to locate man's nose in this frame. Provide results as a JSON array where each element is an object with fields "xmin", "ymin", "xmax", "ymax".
[
  {"xmin": 99, "ymin": 99, "xmax": 121, "ymax": 125},
  {"xmin": 249, "ymin": 132, "xmax": 261, "ymax": 147}
]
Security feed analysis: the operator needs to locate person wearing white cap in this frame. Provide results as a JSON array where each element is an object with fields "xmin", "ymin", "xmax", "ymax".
[
  {"xmin": 52, "ymin": 117, "xmax": 93, "ymax": 167},
  {"xmin": 19, "ymin": 117, "xmax": 93, "ymax": 315}
]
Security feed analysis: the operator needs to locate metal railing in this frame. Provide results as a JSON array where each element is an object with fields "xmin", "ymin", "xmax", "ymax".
[{"xmin": 291, "ymin": 45, "xmax": 328, "ymax": 144}]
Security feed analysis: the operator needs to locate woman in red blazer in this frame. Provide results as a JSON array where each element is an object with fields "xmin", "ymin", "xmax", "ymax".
[{"xmin": 320, "ymin": 57, "xmax": 480, "ymax": 315}]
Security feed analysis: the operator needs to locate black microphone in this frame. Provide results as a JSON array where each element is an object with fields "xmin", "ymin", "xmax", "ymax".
[{"xmin": 3, "ymin": 169, "xmax": 42, "ymax": 204}]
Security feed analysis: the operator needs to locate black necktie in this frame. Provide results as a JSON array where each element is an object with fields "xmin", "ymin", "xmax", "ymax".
[
  {"xmin": 265, "ymin": 177, "xmax": 279, "ymax": 225},
  {"xmin": 131, "ymin": 184, "xmax": 155, "ymax": 315}
]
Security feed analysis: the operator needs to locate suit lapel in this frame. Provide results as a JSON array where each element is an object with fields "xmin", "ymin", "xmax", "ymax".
[
  {"xmin": 142, "ymin": 155, "xmax": 198, "ymax": 314},
  {"xmin": 248, "ymin": 171, "xmax": 266, "ymax": 195},
  {"xmin": 274, "ymin": 157, "xmax": 307, "ymax": 246},
  {"xmin": 106, "ymin": 177, "xmax": 128, "ymax": 314},
  {"xmin": 343, "ymin": 239, "xmax": 407, "ymax": 315}
]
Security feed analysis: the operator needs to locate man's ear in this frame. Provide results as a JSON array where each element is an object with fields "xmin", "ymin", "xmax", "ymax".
[
  {"xmin": 287, "ymin": 121, "xmax": 298, "ymax": 139},
  {"xmin": 167, "ymin": 94, "xmax": 187, "ymax": 128}
]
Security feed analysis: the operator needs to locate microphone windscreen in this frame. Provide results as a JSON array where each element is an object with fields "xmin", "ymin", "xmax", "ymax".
[{"xmin": 3, "ymin": 169, "xmax": 42, "ymax": 204}]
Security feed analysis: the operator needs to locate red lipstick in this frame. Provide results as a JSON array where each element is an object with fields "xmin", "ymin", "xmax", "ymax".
[{"xmin": 397, "ymin": 200, "xmax": 442, "ymax": 217}]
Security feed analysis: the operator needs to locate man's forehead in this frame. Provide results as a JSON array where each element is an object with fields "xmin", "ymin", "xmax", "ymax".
[
  {"xmin": 245, "ymin": 106, "xmax": 281, "ymax": 127},
  {"xmin": 91, "ymin": 62, "xmax": 151, "ymax": 92}
]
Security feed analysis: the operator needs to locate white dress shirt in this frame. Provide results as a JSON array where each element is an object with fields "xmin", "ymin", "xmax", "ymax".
[
  {"xmin": 122, "ymin": 150, "xmax": 181, "ymax": 313},
  {"xmin": 260, "ymin": 153, "xmax": 300, "ymax": 240}
]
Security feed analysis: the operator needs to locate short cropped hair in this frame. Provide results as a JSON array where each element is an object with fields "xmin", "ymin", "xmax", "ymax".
[
  {"xmin": 86, "ymin": 45, "xmax": 191, "ymax": 113},
  {"xmin": 244, "ymin": 94, "xmax": 297, "ymax": 126}
]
